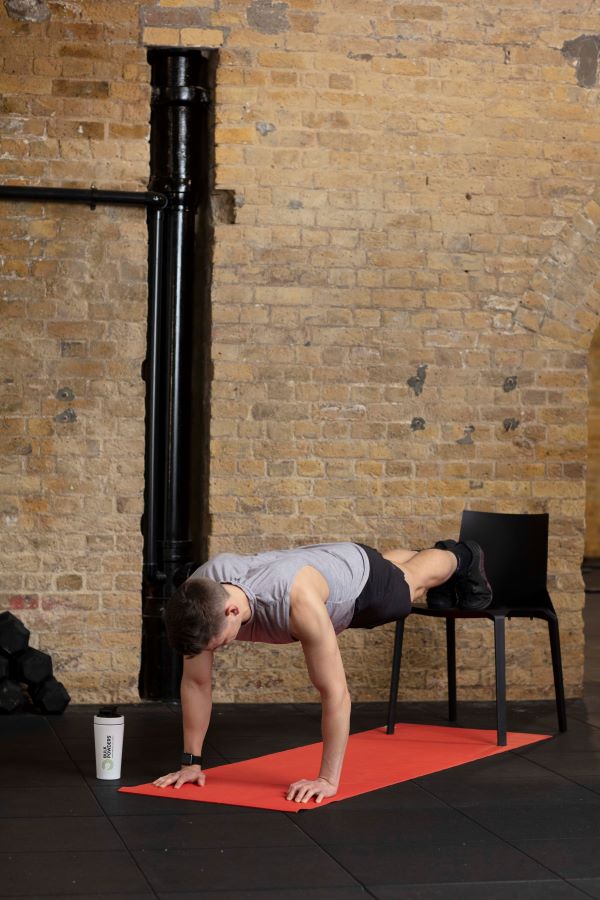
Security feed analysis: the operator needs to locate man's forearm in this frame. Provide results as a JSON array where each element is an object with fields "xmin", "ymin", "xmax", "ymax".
[
  {"xmin": 181, "ymin": 678, "xmax": 212, "ymax": 756},
  {"xmin": 318, "ymin": 689, "xmax": 351, "ymax": 787}
]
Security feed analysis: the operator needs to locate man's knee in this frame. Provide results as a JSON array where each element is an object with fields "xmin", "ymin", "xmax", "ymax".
[{"xmin": 391, "ymin": 560, "xmax": 420, "ymax": 603}]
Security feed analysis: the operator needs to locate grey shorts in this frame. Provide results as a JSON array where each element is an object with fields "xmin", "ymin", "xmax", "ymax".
[{"xmin": 349, "ymin": 544, "xmax": 412, "ymax": 629}]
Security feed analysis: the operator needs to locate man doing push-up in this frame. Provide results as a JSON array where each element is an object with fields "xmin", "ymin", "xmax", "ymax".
[{"xmin": 154, "ymin": 538, "xmax": 491, "ymax": 804}]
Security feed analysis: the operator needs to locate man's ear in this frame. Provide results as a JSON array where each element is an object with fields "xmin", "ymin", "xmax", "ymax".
[{"xmin": 224, "ymin": 602, "xmax": 240, "ymax": 618}]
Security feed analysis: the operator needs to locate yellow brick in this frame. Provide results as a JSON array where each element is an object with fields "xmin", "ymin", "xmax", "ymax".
[
  {"xmin": 216, "ymin": 126, "xmax": 257, "ymax": 144},
  {"xmin": 180, "ymin": 28, "xmax": 225, "ymax": 48},
  {"xmin": 142, "ymin": 27, "xmax": 180, "ymax": 46}
]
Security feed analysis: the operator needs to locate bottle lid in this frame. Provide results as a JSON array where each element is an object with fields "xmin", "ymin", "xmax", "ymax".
[{"xmin": 97, "ymin": 705, "xmax": 119, "ymax": 717}]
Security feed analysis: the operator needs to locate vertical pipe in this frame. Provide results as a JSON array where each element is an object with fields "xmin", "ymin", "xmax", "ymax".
[
  {"xmin": 143, "ymin": 206, "xmax": 164, "ymax": 580},
  {"xmin": 140, "ymin": 49, "xmax": 213, "ymax": 700}
]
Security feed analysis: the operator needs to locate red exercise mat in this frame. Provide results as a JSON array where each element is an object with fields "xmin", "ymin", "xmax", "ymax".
[{"xmin": 119, "ymin": 723, "xmax": 550, "ymax": 812}]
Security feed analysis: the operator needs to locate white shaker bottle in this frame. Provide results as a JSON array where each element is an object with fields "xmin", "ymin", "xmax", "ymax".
[{"xmin": 94, "ymin": 705, "xmax": 124, "ymax": 780}]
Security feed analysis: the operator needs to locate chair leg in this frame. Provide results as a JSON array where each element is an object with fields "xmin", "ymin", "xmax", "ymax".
[
  {"xmin": 493, "ymin": 616, "xmax": 507, "ymax": 746},
  {"xmin": 386, "ymin": 618, "xmax": 406, "ymax": 735},
  {"xmin": 446, "ymin": 618, "xmax": 457, "ymax": 722},
  {"xmin": 547, "ymin": 617, "xmax": 567, "ymax": 733}
]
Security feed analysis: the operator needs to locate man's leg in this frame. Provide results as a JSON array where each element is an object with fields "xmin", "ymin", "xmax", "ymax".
[{"xmin": 383, "ymin": 548, "xmax": 457, "ymax": 603}]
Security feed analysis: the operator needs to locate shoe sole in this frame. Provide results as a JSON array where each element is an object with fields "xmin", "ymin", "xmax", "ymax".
[{"xmin": 457, "ymin": 542, "xmax": 493, "ymax": 610}]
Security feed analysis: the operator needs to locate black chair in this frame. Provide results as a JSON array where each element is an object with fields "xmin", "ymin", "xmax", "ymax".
[{"xmin": 386, "ymin": 510, "xmax": 568, "ymax": 745}]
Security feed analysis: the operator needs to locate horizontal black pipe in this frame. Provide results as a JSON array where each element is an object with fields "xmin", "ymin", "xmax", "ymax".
[{"xmin": 0, "ymin": 185, "xmax": 168, "ymax": 209}]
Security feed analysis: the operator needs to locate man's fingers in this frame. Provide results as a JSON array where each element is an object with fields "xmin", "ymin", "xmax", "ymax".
[
  {"xmin": 153, "ymin": 773, "xmax": 176, "ymax": 788},
  {"xmin": 287, "ymin": 777, "xmax": 336, "ymax": 805},
  {"xmin": 286, "ymin": 781, "xmax": 301, "ymax": 801},
  {"xmin": 287, "ymin": 779, "xmax": 328, "ymax": 804},
  {"xmin": 153, "ymin": 771, "xmax": 206, "ymax": 790}
]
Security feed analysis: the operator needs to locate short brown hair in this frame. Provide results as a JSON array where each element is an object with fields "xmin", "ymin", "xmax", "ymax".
[{"xmin": 164, "ymin": 577, "xmax": 228, "ymax": 656}]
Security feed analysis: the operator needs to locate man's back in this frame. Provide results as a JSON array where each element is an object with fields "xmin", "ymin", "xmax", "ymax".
[{"xmin": 193, "ymin": 542, "xmax": 370, "ymax": 643}]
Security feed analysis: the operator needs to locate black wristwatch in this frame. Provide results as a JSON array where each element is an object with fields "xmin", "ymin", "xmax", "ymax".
[{"xmin": 181, "ymin": 752, "xmax": 203, "ymax": 767}]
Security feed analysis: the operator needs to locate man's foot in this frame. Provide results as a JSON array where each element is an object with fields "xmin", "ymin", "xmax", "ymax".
[
  {"xmin": 426, "ymin": 540, "xmax": 459, "ymax": 609},
  {"xmin": 426, "ymin": 579, "xmax": 457, "ymax": 609},
  {"xmin": 456, "ymin": 540, "xmax": 493, "ymax": 610}
]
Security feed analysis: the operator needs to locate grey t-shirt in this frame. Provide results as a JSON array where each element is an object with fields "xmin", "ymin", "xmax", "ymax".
[{"xmin": 193, "ymin": 542, "xmax": 369, "ymax": 644}]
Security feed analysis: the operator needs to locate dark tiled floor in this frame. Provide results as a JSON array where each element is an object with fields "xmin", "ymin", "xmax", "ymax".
[{"xmin": 1, "ymin": 578, "xmax": 600, "ymax": 898}]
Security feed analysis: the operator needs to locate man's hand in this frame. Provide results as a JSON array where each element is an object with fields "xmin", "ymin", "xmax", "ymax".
[
  {"xmin": 153, "ymin": 764, "xmax": 205, "ymax": 790},
  {"xmin": 287, "ymin": 776, "xmax": 338, "ymax": 805}
]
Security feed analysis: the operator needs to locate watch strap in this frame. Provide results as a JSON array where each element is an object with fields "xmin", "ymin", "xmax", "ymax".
[{"xmin": 181, "ymin": 752, "xmax": 203, "ymax": 767}]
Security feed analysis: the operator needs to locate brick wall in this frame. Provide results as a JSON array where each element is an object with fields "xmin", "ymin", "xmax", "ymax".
[
  {"xmin": 586, "ymin": 330, "xmax": 600, "ymax": 556},
  {"xmin": 0, "ymin": 2, "xmax": 149, "ymax": 701},
  {"xmin": 2, "ymin": 0, "xmax": 598, "ymax": 704}
]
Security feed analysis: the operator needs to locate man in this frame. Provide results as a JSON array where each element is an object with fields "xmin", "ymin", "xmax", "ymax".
[{"xmin": 153, "ymin": 538, "xmax": 491, "ymax": 804}]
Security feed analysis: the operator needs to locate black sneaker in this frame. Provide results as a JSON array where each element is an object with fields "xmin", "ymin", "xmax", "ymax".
[
  {"xmin": 456, "ymin": 540, "xmax": 493, "ymax": 610},
  {"xmin": 426, "ymin": 579, "xmax": 457, "ymax": 609},
  {"xmin": 426, "ymin": 540, "xmax": 459, "ymax": 609}
]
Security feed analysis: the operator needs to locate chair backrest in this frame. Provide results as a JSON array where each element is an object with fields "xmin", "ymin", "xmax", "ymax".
[{"xmin": 458, "ymin": 510, "xmax": 551, "ymax": 609}]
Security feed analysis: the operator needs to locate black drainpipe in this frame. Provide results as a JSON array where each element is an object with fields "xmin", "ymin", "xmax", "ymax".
[{"xmin": 139, "ymin": 48, "xmax": 214, "ymax": 700}]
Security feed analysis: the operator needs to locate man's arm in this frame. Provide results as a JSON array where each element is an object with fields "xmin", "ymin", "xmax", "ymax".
[
  {"xmin": 287, "ymin": 587, "xmax": 351, "ymax": 804},
  {"xmin": 153, "ymin": 650, "xmax": 213, "ymax": 789}
]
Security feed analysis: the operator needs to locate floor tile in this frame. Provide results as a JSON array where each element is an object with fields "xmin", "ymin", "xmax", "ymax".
[
  {"xmin": 326, "ymin": 839, "xmax": 555, "ymax": 884},
  {"xmin": 295, "ymin": 807, "xmax": 493, "ymax": 846},
  {"xmin": 322, "ymin": 781, "xmax": 447, "ymax": 811},
  {"xmin": 113, "ymin": 811, "xmax": 312, "ymax": 850},
  {"xmin": 523, "ymin": 751, "xmax": 600, "ymax": 780},
  {"xmin": 0, "ymin": 756, "xmax": 83, "ymax": 787},
  {"xmin": 514, "ymin": 839, "xmax": 600, "ymax": 879},
  {"xmin": 0, "ymin": 816, "xmax": 124, "ymax": 853},
  {"xmin": 515, "ymin": 726, "xmax": 600, "ymax": 755},
  {"xmin": 0, "ymin": 733, "xmax": 70, "ymax": 759},
  {"xmin": 572, "ymin": 777, "xmax": 600, "ymax": 796},
  {"xmin": 1, "ymin": 896, "xmax": 155, "ymax": 900},
  {"xmin": 158, "ymin": 890, "xmax": 369, "ymax": 899},
  {"xmin": 91, "ymin": 785, "xmax": 263, "ymax": 817},
  {"xmin": 0, "ymin": 851, "xmax": 151, "ymax": 896},
  {"xmin": 570, "ymin": 878, "xmax": 600, "ymax": 898},
  {"xmin": 370, "ymin": 881, "xmax": 589, "ymax": 899},
  {"xmin": 133, "ymin": 845, "xmax": 359, "ymax": 893},
  {"xmin": 0, "ymin": 786, "xmax": 102, "ymax": 817},
  {"xmin": 463, "ymin": 801, "xmax": 600, "ymax": 841},
  {"xmin": 0, "ymin": 714, "xmax": 56, "ymax": 741},
  {"xmin": 415, "ymin": 762, "xmax": 600, "ymax": 809}
]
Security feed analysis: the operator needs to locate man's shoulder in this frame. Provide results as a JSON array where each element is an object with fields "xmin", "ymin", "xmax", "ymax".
[
  {"xmin": 194, "ymin": 552, "xmax": 248, "ymax": 580},
  {"xmin": 290, "ymin": 564, "xmax": 330, "ymax": 600}
]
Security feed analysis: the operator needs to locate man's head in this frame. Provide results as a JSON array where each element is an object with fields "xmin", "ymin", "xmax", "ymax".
[{"xmin": 164, "ymin": 577, "xmax": 229, "ymax": 657}]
